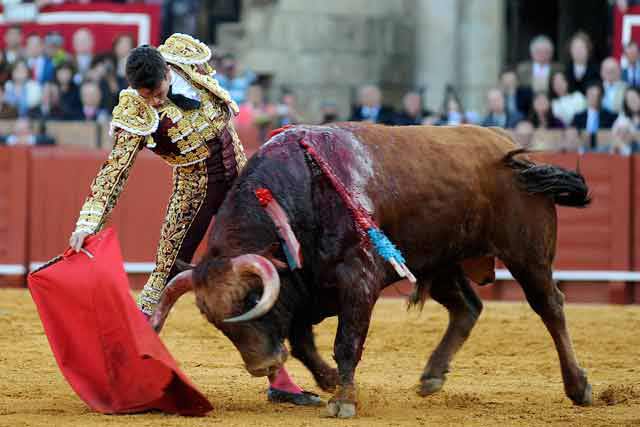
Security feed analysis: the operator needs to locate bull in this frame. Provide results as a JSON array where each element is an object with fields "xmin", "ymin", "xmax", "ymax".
[{"xmin": 152, "ymin": 123, "xmax": 592, "ymax": 418}]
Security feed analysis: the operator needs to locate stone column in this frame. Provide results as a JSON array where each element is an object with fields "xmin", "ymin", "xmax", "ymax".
[
  {"xmin": 415, "ymin": 0, "xmax": 504, "ymax": 114},
  {"xmin": 415, "ymin": 0, "xmax": 461, "ymax": 112}
]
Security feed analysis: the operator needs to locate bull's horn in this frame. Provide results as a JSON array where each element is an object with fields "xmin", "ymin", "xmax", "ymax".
[
  {"xmin": 150, "ymin": 270, "xmax": 194, "ymax": 332},
  {"xmin": 224, "ymin": 254, "xmax": 280, "ymax": 323}
]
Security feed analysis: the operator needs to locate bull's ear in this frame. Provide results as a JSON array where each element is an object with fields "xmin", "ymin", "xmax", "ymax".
[{"xmin": 260, "ymin": 243, "xmax": 288, "ymax": 271}]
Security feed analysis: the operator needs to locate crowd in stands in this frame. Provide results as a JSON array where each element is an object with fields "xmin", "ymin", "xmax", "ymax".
[
  {"xmin": 0, "ymin": 24, "xmax": 134, "ymax": 145},
  {"xmin": 0, "ymin": 9, "xmax": 638, "ymax": 155},
  {"xmin": 341, "ymin": 32, "xmax": 640, "ymax": 155}
]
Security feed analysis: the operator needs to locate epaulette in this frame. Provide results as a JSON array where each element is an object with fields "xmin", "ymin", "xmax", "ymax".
[
  {"xmin": 158, "ymin": 33, "xmax": 211, "ymax": 65},
  {"xmin": 110, "ymin": 88, "xmax": 159, "ymax": 136}
]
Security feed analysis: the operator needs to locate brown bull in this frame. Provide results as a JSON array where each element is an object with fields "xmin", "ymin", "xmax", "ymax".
[{"xmin": 153, "ymin": 123, "xmax": 592, "ymax": 418}]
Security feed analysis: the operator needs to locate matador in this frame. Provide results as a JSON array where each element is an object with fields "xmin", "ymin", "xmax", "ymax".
[{"xmin": 69, "ymin": 33, "xmax": 321, "ymax": 406}]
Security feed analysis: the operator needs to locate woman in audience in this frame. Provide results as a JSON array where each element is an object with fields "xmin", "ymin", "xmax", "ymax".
[
  {"xmin": 549, "ymin": 71, "xmax": 587, "ymax": 127},
  {"xmin": 55, "ymin": 61, "xmax": 83, "ymax": 120},
  {"xmin": 529, "ymin": 92, "xmax": 564, "ymax": 129},
  {"xmin": 564, "ymin": 31, "xmax": 600, "ymax": 94},
  {"xmin": 620, "ymin": 87, "xmax": 640, "ymax": 129},
  {"xmin": 4, "ymin": 60, "xmax": 42, "ymax": 117}
]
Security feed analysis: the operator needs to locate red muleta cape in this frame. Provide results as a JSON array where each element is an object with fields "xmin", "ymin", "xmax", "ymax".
[{"xmin": 27, "ymin": 228, "xmax": 212, "ymax": 416}]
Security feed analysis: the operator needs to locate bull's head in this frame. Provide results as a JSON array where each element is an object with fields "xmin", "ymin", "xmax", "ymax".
[{"xmin": 153, "ymin": 253, "xmax": 289, "ymax": 377}]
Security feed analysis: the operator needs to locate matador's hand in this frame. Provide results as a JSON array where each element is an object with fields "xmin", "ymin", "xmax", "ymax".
[{"xmin": 69, "ymin": 231, "xmax": 90, "ymax": 252}]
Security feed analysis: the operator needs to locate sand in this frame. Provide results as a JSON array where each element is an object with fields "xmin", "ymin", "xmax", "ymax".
[{"xmin": 1, "ymin": 289, "xmax": 639, "ymax": 426}]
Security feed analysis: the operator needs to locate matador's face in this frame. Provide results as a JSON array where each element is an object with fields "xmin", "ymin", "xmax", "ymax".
[{"xmin": 136, "ymin": 67, "xmax": 171, "ymax": 109}]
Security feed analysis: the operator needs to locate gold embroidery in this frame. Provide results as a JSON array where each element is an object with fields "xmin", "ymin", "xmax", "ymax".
[
  {"xmin": 75, "ymin": 131, "xmax": 144, "ymax": 234},
  {"xmin": 158, "ymin": 33, "xmax": 211, "ymax": 65},
  {"xmin": 137, "ymin": 161, "xmax": 208, "ymax": 315},
  {"xmin": 177, "ymin": 131, "xmax": 204, "ymax": 154},
  {"xmin": 111, "ymin": 89, "xmax": 159, "ymax": 136},
  {"xmin": 167, "ymin": 118, "xmax": 194, "ymax": 143},
  {"xmin": 159, "ymin": 104, "xmax": 183, "ymax": 123},
  {"xmin": 227, "ymin": 121, "xmax": 247, "ymax": 173},
  {"xmin": 158, "ymin": 144, "xmax": 210, "ymax": 166}
]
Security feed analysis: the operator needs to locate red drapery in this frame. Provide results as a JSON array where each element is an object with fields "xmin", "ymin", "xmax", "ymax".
[{"xmin": 0, "ymin": 3, "xmax": 161, "ymax": 54}]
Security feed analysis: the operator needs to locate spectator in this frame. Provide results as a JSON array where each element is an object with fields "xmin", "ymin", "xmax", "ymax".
[
  {"xmin": 0, "ymin": 117, "xmax": 55, "ymax": 146},
  {"xmin": 500, "ymin": 69, "xmax": 532, "ymax": 117},
  {"xmin": 550, "ymin": 71, "xmax": 587, "ymax": 126},
  {"xmin": 29, "ymin": 81, "xmax": 64, "ymax": 120},
  {"xmin": 571, "ymin": 82, "xmax": 617, "ymax": 149},
  {"xmin": 434, "ymin": 87, "xmax": 474, "ymax": 125},
  {"xmin": 0, "ymin": 84, "xmax": 17, "ymax": 119},
  {"xmin": 0, "ymin": 50, "xmax": 11, "ymax": 86},
  {"xmin": 319, "ymin": 100, "xmax": 339, "ymax": 124},
  {"xmin": 55, "ymin": 61, "xmax": 82, "ymax": 120},
  {"xmin": 349, "ymin": 84, "xmax": 395, "ymax": 125},
  {"xmin": 89, "ymin": 53, "xmax": 127, "ymax": 112},
  {"xmin": 606, "ymin": 115, "xmax": 640, "ymax": 155},
  {"xmin": 512, "ymin": 120, "xmax": 535, "ymax": 148},
  {"xmin": 25, "ymin": 33, "xmax": 55, "ymax": 84},
  {"xmin": 622, "ymin": 40, "xmax": 640, "ymax": 88},
  {"xmin": 235, "ymin": 83, "xmax": 276, "ymax": 128},
  {"xmin": 393, "ymin": 91, "xmax": 433, "ymax": 126},
  {"xmin": 112, "ymin": 33, "xmax": 134, "ymax": 79},
  {"xmin": 216, "ymin": 55, "xmax": 256, "ymax": 105},
  {"xmin": 564, "ymin": 31, "xmax": 600, "ymax": 94},
  {"xmin": 4, "ymin": 59, "xmax": 42, "ymax": 117},
  {"xmin": 481, "ymin": 88, "xmax": 523, "ymax": 129},
  {"xmin": 275, "ymin": 90, "xmax": 303, "ymax": 126},
  {"xmin": 517, "ymin": 35, "xmax": 563, "ymax": 94},
  {"xmin": 620, "ymin": 86, "xmax": 640, "ymax": 128},
  {"xmin": 529, "ymin": 92, "xmax": 564, "ymax": 129},
  {"xmin": 71, "ymin": 27, "xmax": 95, "ymax": 83},
  {"xmin": 3, "ymin": 25, "xmax": 23, "ymax": 66},
  {"xmin": 79, "ymin": 80, "xmax": 108, "ymax": 123},
  {"xmin": 44, "ymin": 31, "xmax": 69, "ymax": 68},
  {"xmin": 601, "ymin": 57, "xmax": 628, "ymax": 113}
]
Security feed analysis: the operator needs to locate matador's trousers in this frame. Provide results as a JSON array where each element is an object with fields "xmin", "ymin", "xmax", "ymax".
[{"xmin": 137, "ymin": 129, "xmax": 241, "ymax": 315}]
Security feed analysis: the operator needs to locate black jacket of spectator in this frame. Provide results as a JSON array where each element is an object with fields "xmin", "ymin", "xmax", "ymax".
[
  {"xmin": 565, "ymin": 61, "xmax": 600, "ymax": 94},
  {"xmin": 349, "ymin": 105, "xmax": 395, "ymax": 125},
  {"xmin": 571, "ymin": 108, "xmax": 617, "ymax": 130},
  {"xmin": 393, "ymin": 109, "xmax": 432, "ymax": 126},
  {"xmin": 59, "ymin": 83, "xmax": 83, "ymax": 120}
]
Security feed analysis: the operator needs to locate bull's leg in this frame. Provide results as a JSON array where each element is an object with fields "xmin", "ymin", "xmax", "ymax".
[
  {"xmin": 419, "ymin": 265, "xmax": 483, "ymax": 396},
  {"xmin": 505, "ymin": 262, "xmax": 592, "ymax": 405},
  {"xmin": 289, "ymin": 321, "xmax": 339, "ymax": 392},
  {"xmin": 327, "ymin": 304, "xmax": 374, "ymax": 418}
]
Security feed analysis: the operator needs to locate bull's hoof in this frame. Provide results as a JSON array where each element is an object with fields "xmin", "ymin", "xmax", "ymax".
[
  {"xmin": 417, "ymin": 377, "xmax": 445, "ymax": 397},
  {"xmin": 573, "ymin": 383, "xmax": 593, "ymax": 406},
  {"xmin": 327, "ymin": 400, "xmax": 356, "ymax": 418}
]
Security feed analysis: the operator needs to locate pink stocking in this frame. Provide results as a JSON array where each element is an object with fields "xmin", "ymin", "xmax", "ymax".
[{"xmin": 268, "ymin": 367, "xmax": 303, "ymax": 394}]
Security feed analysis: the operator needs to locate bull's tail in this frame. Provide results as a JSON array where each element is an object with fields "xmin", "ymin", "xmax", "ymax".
[{"xmin": 504, "ymin": 149, "xmax": 591, "ymax": 207}]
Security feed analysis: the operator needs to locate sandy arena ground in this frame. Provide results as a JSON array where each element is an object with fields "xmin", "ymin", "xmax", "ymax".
[{"xmin": 0, "ymin": 288, "xmax": 639, "ymax": 426}]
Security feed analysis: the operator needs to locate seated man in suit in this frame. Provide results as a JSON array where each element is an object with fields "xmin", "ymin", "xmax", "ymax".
[
  {"xmin": 349, "ymin": 84, "xmax": 395, "ymax": 125},
  {"xmin": 481, "ymin": 88, "xmax": 523, "ymax": 129},
  {"xmin": 516, "ymin": 35, "xmax": 563, "ymax": 94},
  {"xmin": 571, "ymin": 82, "xmax": 617, "ymax": 150},
  {"xmin": 601, "ymin": 57, "xmax": 628, "ymax": 113},
  {"xmin": 622, "ymin": 40, "xmax": 640, "ymax": 89}
]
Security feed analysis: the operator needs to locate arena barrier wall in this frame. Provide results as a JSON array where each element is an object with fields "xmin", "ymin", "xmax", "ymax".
[{"xmin": 1, "ymin": 143, "xmax": 639, "ymax": 304}]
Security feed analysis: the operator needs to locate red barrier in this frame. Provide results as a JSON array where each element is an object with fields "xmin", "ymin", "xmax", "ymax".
[
  {"xmin": 1, "ymin": 143, "xmax": 639, "ymax": 303},
  {"xmin": 0, "ymin": 147, "xmax": 29, "ymax": 287},
  {"xmin": 28, "ymin": 147, "xmax": 172, "ymax": 289}
]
